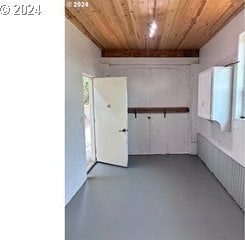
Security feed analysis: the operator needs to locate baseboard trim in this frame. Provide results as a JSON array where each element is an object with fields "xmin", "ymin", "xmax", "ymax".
[
  {"xmin": 96, "ymin": 161, "xmax": 128, "ymax": 168},
  {"xmin": 87, "ymin": 161, "xmax": 97, "ymax": 174}
]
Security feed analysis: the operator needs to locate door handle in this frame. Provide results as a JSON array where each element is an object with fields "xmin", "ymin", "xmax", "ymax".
[{"xmin": 119, "ymin": 128, "xmax": 128, "ymax": 132}]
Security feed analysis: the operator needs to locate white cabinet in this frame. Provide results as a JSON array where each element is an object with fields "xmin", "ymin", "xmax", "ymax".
[{"xmin": 198, "ymin": 67, "xmax": 233, "ymax": 131}]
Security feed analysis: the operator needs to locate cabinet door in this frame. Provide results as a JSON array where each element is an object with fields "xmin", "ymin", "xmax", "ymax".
[
  {"xmin": 211, "ymin": 67, "xmax": 232, "ymax": 130},
  {"xmin": 198, "ymin": 70, "xmax": 212, "ymax": 119}
]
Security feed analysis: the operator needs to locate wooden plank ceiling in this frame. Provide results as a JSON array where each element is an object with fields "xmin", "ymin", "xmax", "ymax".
[{"xmin": 66, "ymin": 0, "xmax": 244, "ymax": 57}]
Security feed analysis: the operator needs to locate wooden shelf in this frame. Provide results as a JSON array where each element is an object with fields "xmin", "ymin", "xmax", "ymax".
[{"xmin": 128, "ymin": 107, "xmax": 189, "ymax": 118}]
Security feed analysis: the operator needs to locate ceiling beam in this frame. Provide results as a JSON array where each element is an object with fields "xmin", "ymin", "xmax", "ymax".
[{"xmin": 102, "ymin": 49, "xmax": 199, "ymax": 57}]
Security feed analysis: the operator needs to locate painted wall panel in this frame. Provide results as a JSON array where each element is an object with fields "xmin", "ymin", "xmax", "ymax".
[
  {"xmin": 65, "ymin": 19, "xmax": 101, "ymax": 205},
  {"xmin": 150, "ymin": 67, "xmax": 190, "ymax": 106},
  {"xmin": 109, "ymin": 64, "xmax": 194, "ymax": 155},
  {"xmin": 128, "ymin": 114, "xmax": 150, "ymax": 154},
  {"xmin": 124, "ymin": 68, "xmax": 151, "ymax": 107},
  {"xmin": 198, "ymin": 134, "xmax": 244, "ymax": 210},
  {"xmin": 150, "ymin": 114, "xmax": 189, "ymax": 154},
  {"xmin": 199, "ymin": 9, "xmax": 245, "ymax": 166}
]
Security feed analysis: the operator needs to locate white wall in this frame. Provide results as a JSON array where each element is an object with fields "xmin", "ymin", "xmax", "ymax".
[
  {"xmin": 65, "ymin": 19, "xmax": 102, "ymax": 205},
  {"xmin": 199, "ymin": 10, "xmax": 245, "ymax": 166},
  {"xmin": 102, "ymin": 58, "xmax": 199, "ymax": 155}
]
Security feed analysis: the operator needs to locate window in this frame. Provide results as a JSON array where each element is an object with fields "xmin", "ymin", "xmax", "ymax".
[
  {"xmin": 82, "ymin": 75, "xmax": 96, "ymax": 171},
  {"xmin": 235, "ymin": 32, "xmax": 245, "ymax": 119}
]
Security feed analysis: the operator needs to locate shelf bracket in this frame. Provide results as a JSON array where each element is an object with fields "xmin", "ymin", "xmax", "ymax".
[
  {"xmin": 134, "ymin": 109, "xmax": 137, "ymax": 118},
  {"xmin": 163, "ymin": 108, "xmax": 166, "ymax": 118}
]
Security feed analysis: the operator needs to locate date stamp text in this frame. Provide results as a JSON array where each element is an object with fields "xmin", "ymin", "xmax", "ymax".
[
  {"xmin": 66, "ymin": 1, "xmax": 89, "ymax": 8},
  {"xmin": 0, "ymin": 4, "xmax": 41, "ymax": 16}
]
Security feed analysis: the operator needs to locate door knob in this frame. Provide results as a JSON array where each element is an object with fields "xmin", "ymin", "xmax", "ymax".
[{"xmin": 119, "ymin": 128, "xmax": 128, "ymax": 132}]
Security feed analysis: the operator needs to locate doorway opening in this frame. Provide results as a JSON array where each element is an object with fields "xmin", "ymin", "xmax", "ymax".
[{"xmin": 83, "ymin": 74, "xmax": 96, "ymax": 171}]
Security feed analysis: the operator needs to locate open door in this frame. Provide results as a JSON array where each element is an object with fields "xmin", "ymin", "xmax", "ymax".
[{"xmin": 93, "ymin": 77, "xmax": 128, "ymax": 167}]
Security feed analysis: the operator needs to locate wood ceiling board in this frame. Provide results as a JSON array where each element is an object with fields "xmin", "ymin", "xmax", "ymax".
[
  {"xmin": 66, "ymin": 7, "xmax": 113, "ymax": 48},
  {"xmin": 67, "ymin": 0, "xmax": 126, "ymax": 49},
  {"xmin": 65, "ymin": 9, "xmax": 104, "ymax": 49},
  {"xmin": 159, "ymin": 0, "xmax": 180, "ymax": 49},
  {"xmin": 164, "ymin": 0, "xmax": 206, "ymax": 49},
  {"xmin": 87, "ymin": 0, "xmax": 124, "ymax": 48},
  {"xmin": 175, "ymin": 0, "xmax": 208, "ymax": 49},
  {"xmin": 110, "ymin": 0, "xmax": 139, "ymax": 49},
  {"xmin": 92, "ymin": 0, "xmax": 122, "ymax": 48},
  {"xmin": 198, "ymin": 0, "xmax": 245, "ymax": 47},
  {"xmin": 120, "ymin": 0, "xmax": 141, "ymax": 49},
  {"xmin": 181, "ymin": 0, "xmax": 244, "ymax": 49},
  {"xmin": 162, "ymin": 0, "xmax": 189, "ymax": 49},
  {"xmin": 127, "ymin": 0, "xmax": 145, "ymax": 49},
  {"xmin": 150, "ymin": 0, "xmax": 170, "ymax": 50},
  {"xmin": 65, "ymin": 0, "xmax": 244, "ymax": 52},
  {"xmin": 138, "ymin": 0, "xmax": 150, "ymax": 49},
  {"xmin": 179, "ymin": 0, "xmax": 234, "ymax": 49},
  {"xmin": 106, "ymin": 0, "xmax": 132, "ymax": 48}
]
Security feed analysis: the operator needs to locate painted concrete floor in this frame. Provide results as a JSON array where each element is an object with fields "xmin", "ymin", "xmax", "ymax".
[{"xmin": 66, "ymin": 155, "xmax": 244, "ymax": 240}]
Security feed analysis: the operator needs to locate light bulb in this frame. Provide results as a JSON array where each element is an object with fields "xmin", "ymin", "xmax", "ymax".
[
  {"xmin": 151, "ymin": 21, "xmax": 157, "ymax": 30},
  {"xmin": 150, "ymin": 27, "xmax": 155, "ymax": 34}
]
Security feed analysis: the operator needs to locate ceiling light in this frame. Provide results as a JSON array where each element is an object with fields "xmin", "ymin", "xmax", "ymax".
[
  {"xmin": 149, "ymin": 21, "xmax": 157, "ymax": 38},
  {"xmin": 151, "ymin": 21, "xmax": 157, "ymax": 30},
  {"xmin": 150, "ymin": 28, "xmax": 155, "ymax": 34}
]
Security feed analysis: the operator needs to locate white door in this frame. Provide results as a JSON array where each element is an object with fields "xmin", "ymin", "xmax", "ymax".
[{"xmin": 93, "ymin": 77, "xmax": 128, "ymax": 167}]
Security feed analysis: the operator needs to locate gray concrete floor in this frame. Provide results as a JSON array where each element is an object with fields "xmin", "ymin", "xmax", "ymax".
[{"xmin": 66, "ymin": 155, "xmax": 244, "ymax": 240}]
